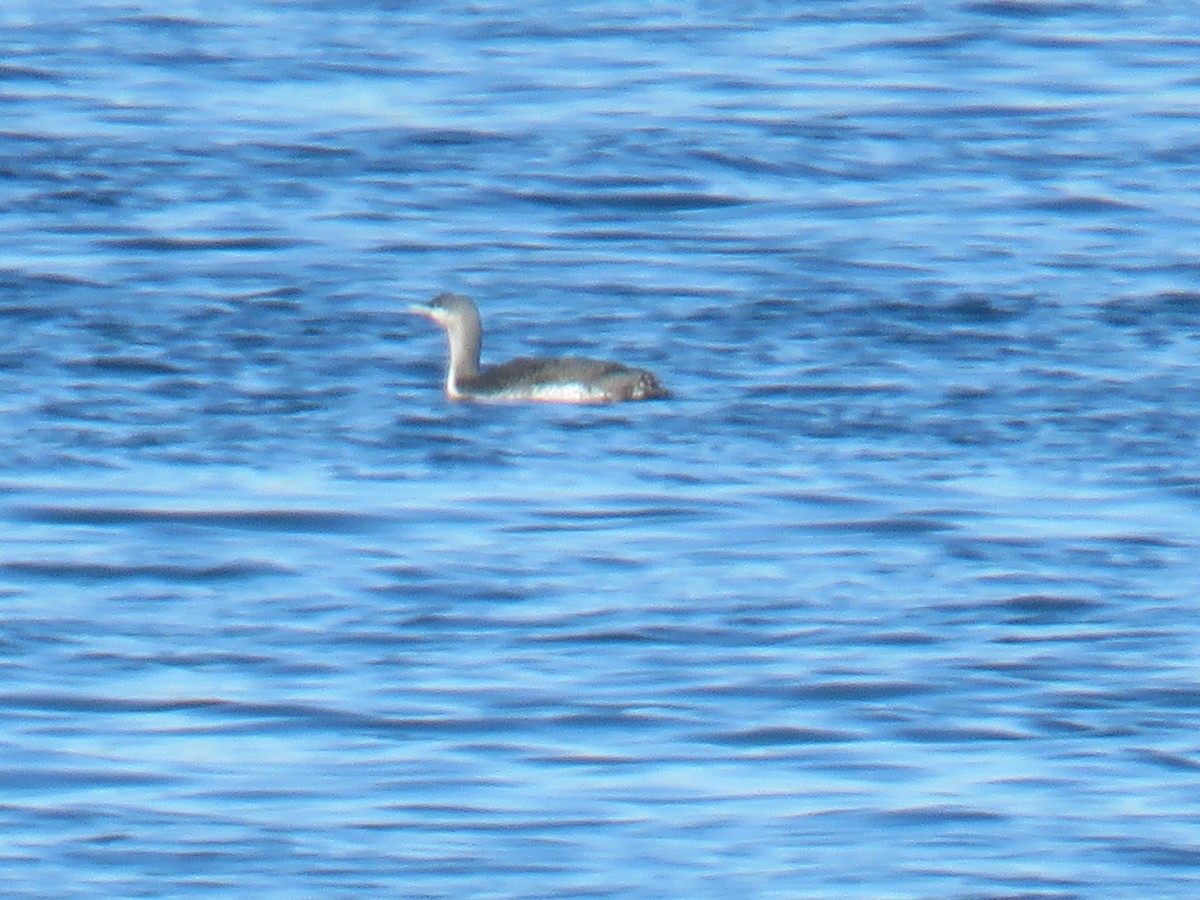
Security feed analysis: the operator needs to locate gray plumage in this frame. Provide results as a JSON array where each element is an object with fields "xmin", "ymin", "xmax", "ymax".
[{"xmin": 409, "ymin": 293, "xmax": 668, "ymax": 404}]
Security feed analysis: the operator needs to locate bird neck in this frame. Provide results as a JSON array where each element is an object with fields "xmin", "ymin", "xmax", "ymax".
[{"xmin": 444, "ymin": 317, "xmax": 482, "ymax": 395}]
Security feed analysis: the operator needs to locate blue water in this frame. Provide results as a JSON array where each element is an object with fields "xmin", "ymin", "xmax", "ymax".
[{"xmin": 3, "ymin": 2, "xmax": 1200, "ymax": 897}]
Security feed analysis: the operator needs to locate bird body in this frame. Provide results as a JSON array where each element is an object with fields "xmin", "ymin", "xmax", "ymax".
[{"xmin": 410, "ymin": 293, "xmax": 668, "ymax": 404}]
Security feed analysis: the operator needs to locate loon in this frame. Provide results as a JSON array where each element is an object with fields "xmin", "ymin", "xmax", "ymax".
[{"xmin": 409, "ymin": 292, "xmax": 669, "ymax": 404}]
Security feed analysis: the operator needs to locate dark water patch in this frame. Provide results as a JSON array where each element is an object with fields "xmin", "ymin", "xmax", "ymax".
[
  {"xmin": 0, "ymin": 268, "xmax": 102, "ymax": 295},
  {"xmin": 1028, "ymin": 194, "xmax": 1146, "ymax": 214},
  {"xmin": 1154, "ymin": 469, "xmax": 1200, "ymax": 496},
  {"xmin": 63, "ymin": 845, "xmax": 269, "ymax": 877},
  {"xmin": 492, "ymin": 187, "xmax": 750, "ymax": 212},
  {"xmin": 803, "ymin": 516, "xmax": 959, "ymax": 536},
  {"xmin": 1047, "ymin": 688, "xmax": 1135, "ymax": 713},
  {"xmin": 963, "ymin": 1, "xmax": 1104, "ymax": 20},
  {"xmin": 99, "ymin": 235, "xmax": 309, "ymax": 252},
  {"xmin": 1098, "ymin": 290, "xmax": 1200, "ymax": 328},
  {"xmin": 0, "ymin": 65, "xmax": 64, "ymax": 83},
  {"xmin": 527, "ymin": 629, "xmax": 661, "ymax": 646},
  {"xmin": 687, "ymin": 680, "xmax": 935, "ymax": 703},
  {"xmin": 66, "ymin": 356, "xmax": 187, "ymax": 376},
  {"xmin": 368, "ymin": 579, "xmax": 538, "ymax": 605},
  {"xmin": 171, "ymin": 699, "xmax": 555, "ymax": 739},
  {"xmin": 374, "ymin": 238, "xmax": 461, "ymax": 255},
  {"xmin": 748, "ymin": 382, "xmax": 907, "ymax": 399},
  {"xmin": 17, "ymin": 505, "xmax": 386, "ymax": 534},
  {"xmin": 237, "ymin": 141, "xmax": 361, "ymax": 161},
  {"xmin": 353, "ymin": 126, "xmax": 524, "ymax": 171},
  {"xmin": 1129, "ymin": 687, "xmax": 1200, "ymax": 710},
  {"xmin": 2, "ymin": 559, "xmax": 289, "ymax": 582},
  {"xmin": 946, "ymin": 535, "xmax": 1053, "ymax": 564},
  {"xmin": 219, "ymin": 285, "xmax": 306, "ymax": 307},
  {"xmin": 991, "ymin": 594, "xmax": 1109, "ymax": 625},
  {"xmin": 550, "ymin": 413, "xmax": 648, "ymax": 432},
  {"xmin": 699, "ymin": 726, "xmax": 856, "ymax": 747},
  {"xmin": 1116, "ymin": 840, "xmax": 1200, "ymax": 869},
  {"xmin": 1, "ymin": 692, "xmax": 478, "ymax": 740},
  {"xmin": 862, "ymin": 31, "xmax": 986, "ymax": 52},
  {"xmin": 110, "ymin": 14, "xmax": 218, "ymax": 30},
  {"xmin": 863, "ymin": 631, "xmax": 943, "ymax": 646},
  {"xmin": 691, "ymin": 148, "xmax": 792, "ymax": 177},
  {"xmin": 209, "ymin": 140, "xmax": 366, "ymax": 179},
  {"xmin": 899, "ymin": 726, "xmax": 1034, "ymax": 743},
  {"xmin": 78, "ymin": 649, "xmax": 323, "ymax": 675},
  {"xmin": 877, "ymin": 805, "xmax": 1007, "ymax": 825},
  {"xmin": 550, "ymin": 709, "xmax": 680, "ymax": 731},
  {"xmin": 0, "ymin": 768, "xmax": 175, "ymax": 792},
  {"xmin": 538, "ymin": 501, "xmax": 713, "ymax": 522},
  {"xmin": 542, "ymin": 174, "xmax": 693, "ymax": 193},
  {"xmin": 0, "ymin": 304, "xmax": 66, "ymax": 324},
  {"xmin": 1, "ymin": 693, "xmax": 224, "ymax": 714},
  {"xmin": 203, "ymin": 388, "xmax": 349, "ymax": 416},
  {"xmin": 888, "ymin": 293, "xmax": 1039, "ymax": 324},
  {"xmin": 778, "ymin": 681, "xmax": 936, "ymax": 703},
  {"xmin": 759, "ymin": 489, "xmax": 874, "ymax": 508},
  {"xmin": 1028, "ymin": 715, "xmax": 1123, "ymax": 737},
  {"xmin": 1132, "ymin": 749, "xmax": 1200, "ymax": 773},
  {"xmin": 394, "ymin": 127, "xmax": 511, "ymax": 149},
  {"xmin": 292, "ymin": 625, "xmax": 428, "ymax": 650},
  {"xmin": 424, "ymin": 445, "xmax": 519, "ymax": 468},
  {"xmin": 574, "ymin": 554, "xmax": 647, "ymax": 571},
  {"xmin": 20, "ymin": 186, "xmax": 127, "ymax": 210},
  {"xmin": 526, "ymin": 624, "xmax": 778, "ymax": 648},
  {"xmin": 198, "ymin": 701, "xmax": 450, "ymax": 734},
  {"xmin": 527, "ymin": 751, "xmax": 639, "ymax": 768},
  {"xmin": 1150, "ymin": 142, "xmax": 1200, "ymax": 164},
  {"xmin": 508, "ymin": 502, "xmax": 716, "ymax": 533},
  {"xmin": 358, "ymin": 814, "xmax": 628, "ymax": 841}
]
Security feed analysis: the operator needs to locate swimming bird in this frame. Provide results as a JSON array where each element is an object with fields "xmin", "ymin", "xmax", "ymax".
[{"xmin": 409, "ymin": 292, "xmax": 669, "ymax": 404}]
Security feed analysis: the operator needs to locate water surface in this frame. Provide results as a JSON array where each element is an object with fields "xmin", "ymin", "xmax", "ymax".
[{"xmin": 3, "ymin": 2, "xmax": 1200, "ymax": 897}]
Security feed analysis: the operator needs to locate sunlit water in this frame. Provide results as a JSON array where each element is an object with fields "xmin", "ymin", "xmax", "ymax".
[{"xmin": 3, "ymin": 2, "xmax": 1200, "ymax": 897}]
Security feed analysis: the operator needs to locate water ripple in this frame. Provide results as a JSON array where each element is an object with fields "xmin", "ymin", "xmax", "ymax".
[
  {"xmin": 2, "ymin": 559, "xmax": 288, "ymax": 582},
  {"xmin": 3, "ymin": 2, "xmax": 1200, "ymax": 897},
  {"xmin": 17, "ymin": 505, "xmax": 386, "ymax": 534}
]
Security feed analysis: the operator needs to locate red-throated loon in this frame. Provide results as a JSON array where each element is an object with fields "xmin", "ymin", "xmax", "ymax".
[{"xmin": 409, "ymin": 293, "xmax": 669, "ymax": 404}]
